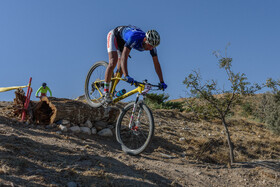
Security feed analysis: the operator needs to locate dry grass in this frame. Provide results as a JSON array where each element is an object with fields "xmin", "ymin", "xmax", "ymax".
[{"xmin": 153, "ymin": 106, "xmax": 280, "ymax": 164}]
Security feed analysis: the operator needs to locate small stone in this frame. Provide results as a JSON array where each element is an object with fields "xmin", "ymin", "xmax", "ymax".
[
  {"xmin": 95, "ymin": 121, "xmax": 107, "ymax": 130},
  {"xmin": 70, "ymin": 126, "xmax": 81, "ymax": 133},
  {"xmin": 91, "ymin": 127, "xmax": 97, "ymax": 134},
  {"xmin": 56, "ymin": 131, "xmax": 62, "ymax": 135},
  {"xmin": 160, "ymin": 153, "xmax": 175, "ymax": 158},
  {"xmin": 80, "ymin": 127, "xmax": 91, "ymax": 135},
  {"xmin": 61, "ymin": 120, "xmax": 70, "ymax": 125},
  {"xmin": 182, "ymin": 126, "xmax": 190, "ymax": 130},
  {"xmin": 179, "ymin": 137, "xmax": 186, "ymax": 142},
  {"xmin": 59, "ymin": 125, "xmax": 68, "ymax": 132},
  {"xmin": 180, "ymin": 121, "xmax": 188, "ymax": 126},
  {"xmin": 84, "ymin": 120, "xmax": 93, "ymax": 128},
  {"xmin": 46, "ymin": 123, "xmax": 54, "ymax": 129},
  {"xmin": 98, "ymin": 128, "xmax": 113, "ymax": 137}
]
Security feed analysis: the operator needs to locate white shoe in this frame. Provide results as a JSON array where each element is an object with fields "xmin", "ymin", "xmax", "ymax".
[{"xmin": 102, "ymin": 93, "xmax": 112, "ymax": 104}]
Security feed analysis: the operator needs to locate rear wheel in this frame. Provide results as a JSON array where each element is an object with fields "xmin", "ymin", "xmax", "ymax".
[
  {"xmin": 85, "ymin": 61, "xmax": 109, "ymax": 108},
  {"xmin": 115, "ymin": 101, "xmax": 154, "ymax": 155}
]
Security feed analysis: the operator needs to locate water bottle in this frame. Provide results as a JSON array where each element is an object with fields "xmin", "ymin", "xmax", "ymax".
[{"xmin": 115, "ymin": 89, "xmax": 126, "ymax": 97}]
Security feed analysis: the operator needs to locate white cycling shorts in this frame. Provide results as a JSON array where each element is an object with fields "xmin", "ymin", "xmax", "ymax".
[{"xmin": 107, "ymin": 30, "xmax": 121, "ymax": 57}]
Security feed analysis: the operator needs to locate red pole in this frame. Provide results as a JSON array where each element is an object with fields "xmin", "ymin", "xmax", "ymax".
[{"xmin": 21, "ymin": 77, "xmax": 32, "ymax": 122}]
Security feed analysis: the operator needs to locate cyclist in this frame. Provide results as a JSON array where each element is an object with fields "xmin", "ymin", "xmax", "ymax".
[
  {"xmin": 104, "ymin": 25, "xmax": 167, "ymax": 102},
  {"xmin": 35, "ymin": 82, "xmax": 52, "ymax": 98}
]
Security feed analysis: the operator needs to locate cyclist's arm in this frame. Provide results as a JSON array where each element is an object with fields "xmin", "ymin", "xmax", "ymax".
[
  {"xmin": 152, "ymin": 56, "xmax": 164, "ymax": 83},
  {"xmin": 47, "ymin": 86, "xmax": 52, "ymax": 97},
  {"xmin": 121, "ymin": 46, "xmax": 131, "ymax": 77},
  {"xmin": 35, "ymin": 86, "xmax": 42, "ymax": 97}
]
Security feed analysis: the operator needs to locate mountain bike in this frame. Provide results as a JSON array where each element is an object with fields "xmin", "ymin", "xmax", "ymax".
[{"xmin": 85, "ymin": 61, "xmax": 161, "ymax": 155}]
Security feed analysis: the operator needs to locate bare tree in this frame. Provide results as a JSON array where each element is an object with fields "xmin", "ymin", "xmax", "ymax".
[{"xmin": 183, "ymin": 46, "xmax": 260, "ymax": 165}]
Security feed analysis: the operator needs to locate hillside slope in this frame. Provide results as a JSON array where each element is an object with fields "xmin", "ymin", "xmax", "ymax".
[{"xmin": 0, "ymin": 101, "xmax": 279, "ymax": 186}]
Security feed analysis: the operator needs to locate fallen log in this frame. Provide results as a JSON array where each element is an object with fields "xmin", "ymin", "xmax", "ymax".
[{"xmin": 32, "ymin": 97, "xmax": 120, "ymax": 125}]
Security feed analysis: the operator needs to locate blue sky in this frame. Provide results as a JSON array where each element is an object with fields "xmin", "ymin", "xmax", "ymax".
[{"xmin": 1, "ymin": 0, "xmax": 280, "ymax": 101}]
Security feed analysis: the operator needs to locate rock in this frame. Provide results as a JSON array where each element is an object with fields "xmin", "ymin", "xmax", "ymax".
[
  {"xmin": 91, "ymin": 127, "xmax": 97, "ymax": 135},
  {"xmin": 180, "ymin": 121, "xmax": 188, "ymax": 126},
  {"xmin": 80, "ymin": 127, "xmax": 91, "ymax": 135},
  {"xmin": 84, "ymin": 120, "xmax": 93, "ymax": 128},
  {"xmin": 59, "ymin": 125, "xmax": 68, "ymax": 132},
  {"xmin": 67, "ymin": 182, "xmax": 77, "ymax": 187},
  {"xmin": 98, "ymin": 128, "xmax": 113, "ymax": 137},
  {"xmin": 70, "ymin": 126, "xmax": 81, "ymax": 133},
  {"xmin": 47, "ymin": 123, "xmax": 57, "ymax": 129},
  {"xmin": 56, "ymin": 131, "xmax": 62, "ymax": 135},
  {"xmin": 179, "ymin": 137, "xmax": 186, "ymax": 142},
  {"xmin": 95, "ymin": 121, "xmax": 108, "ymax": 130},
  {"xmin": 160, "ymin": 153, "xmax": 175, "ymax": 158},
  {"xmin": 61, "ymin": 119, "xmax": 70, "ymax": 125},
  {"xmin": 182, "ymin": 126, "xmax": 190, "ymax": 130}
]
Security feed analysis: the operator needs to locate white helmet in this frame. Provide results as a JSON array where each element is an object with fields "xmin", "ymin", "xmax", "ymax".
[{"xmin": 145, "ymin": 30, "xmax": 160, "ymax": 47}]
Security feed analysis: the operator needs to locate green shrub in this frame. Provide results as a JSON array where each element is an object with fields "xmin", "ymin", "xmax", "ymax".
[
  {"xmin": 145, "ymin": 93, "xmax": 184, "ymax": 111},
  {"xmin": 241, "ymin": 101, "xmax": 253, "ymax": 117},
  {"xmin": 254, "ymin": 92, "xmax": 280, "ymax": 135}
]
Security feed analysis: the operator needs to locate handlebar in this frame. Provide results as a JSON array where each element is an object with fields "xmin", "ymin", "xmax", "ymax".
[
  {"xmin": 135, "ymin": 81, "xmax": 161, "ymax": 89},
  {"xmin": 119, "ymin": 78, "xmax": 163, "ymax": 90}
]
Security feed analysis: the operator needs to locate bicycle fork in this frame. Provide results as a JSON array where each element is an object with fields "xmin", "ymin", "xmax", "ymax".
[{"xmin": 128, "ymin": 94, "xmax": 143, "ymax": 134}]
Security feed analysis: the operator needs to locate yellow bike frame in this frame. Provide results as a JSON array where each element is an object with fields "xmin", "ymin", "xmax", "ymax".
[
  {"xmin": 110, "ymin": 72, "xmax": 145, "ymax": 104},
  {"xmin": 91, "ymin": 72, "xmax": 145, "ymax": 104}
]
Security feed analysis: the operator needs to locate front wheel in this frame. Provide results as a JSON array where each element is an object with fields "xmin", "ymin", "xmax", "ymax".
[
  {"xmin": 84, "ymin": 61, "xmax": 109, "ymax": 108},
  {"xmin": 115, "ymin": 101, "xmax": 154, "ymax": 155}
]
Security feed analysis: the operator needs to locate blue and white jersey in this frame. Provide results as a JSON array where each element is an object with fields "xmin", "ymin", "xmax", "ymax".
[{"xmin": 114, "ymin": 26, "xmax": 157, "ymax": 57}]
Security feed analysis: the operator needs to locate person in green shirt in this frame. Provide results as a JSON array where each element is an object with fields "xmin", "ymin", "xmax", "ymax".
[{"xmin": 35, "ymin": 82, "xmax": 52, "ymax": 98}]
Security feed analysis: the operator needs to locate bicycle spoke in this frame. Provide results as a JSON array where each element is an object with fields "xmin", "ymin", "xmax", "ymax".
[
  {"xmin": 85, "ymin": 61, "xmax": 108, "ymax": 107},
  {"xmin": 117, "ymin": 103, "xmax": 154, "ymax": 153}
]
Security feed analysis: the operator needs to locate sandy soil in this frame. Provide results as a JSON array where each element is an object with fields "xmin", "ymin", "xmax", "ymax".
[{"xmin": 0, "ymin": 101, "xmax": 279, "ymax": 186}]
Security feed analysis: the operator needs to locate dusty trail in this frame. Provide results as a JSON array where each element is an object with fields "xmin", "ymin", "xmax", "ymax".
[{"xmin": 0, "ymin": 101, "xmax": 279, "ymax": 186}]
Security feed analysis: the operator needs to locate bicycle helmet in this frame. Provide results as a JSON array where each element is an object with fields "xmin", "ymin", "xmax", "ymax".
[
  {"xmin": 42, "ymin": 83, "xmax": 47, "ymax": 87},
  {"xmin": 145, "ymin": 30, "xmax": 160, "ymax": 47}
]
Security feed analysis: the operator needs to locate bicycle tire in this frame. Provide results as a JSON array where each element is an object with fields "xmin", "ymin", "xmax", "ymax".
[
  {"xmin": 115, "ymin": 101, "xmax": 154, "ymax": 155},
  {"xmin": 85, "ymin": 61, "xmax": 109, "ymax": 108}
]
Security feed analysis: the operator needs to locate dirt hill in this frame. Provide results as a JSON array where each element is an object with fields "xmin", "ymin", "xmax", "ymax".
[{"xmin": 0, "ymin": 100, "xmax": 279, "ymax": 186}]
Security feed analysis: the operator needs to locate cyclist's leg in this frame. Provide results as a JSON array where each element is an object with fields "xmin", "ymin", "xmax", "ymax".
[{"xmin": 105, "ymin": 30, "xmax": 119, "ymax": 93}]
